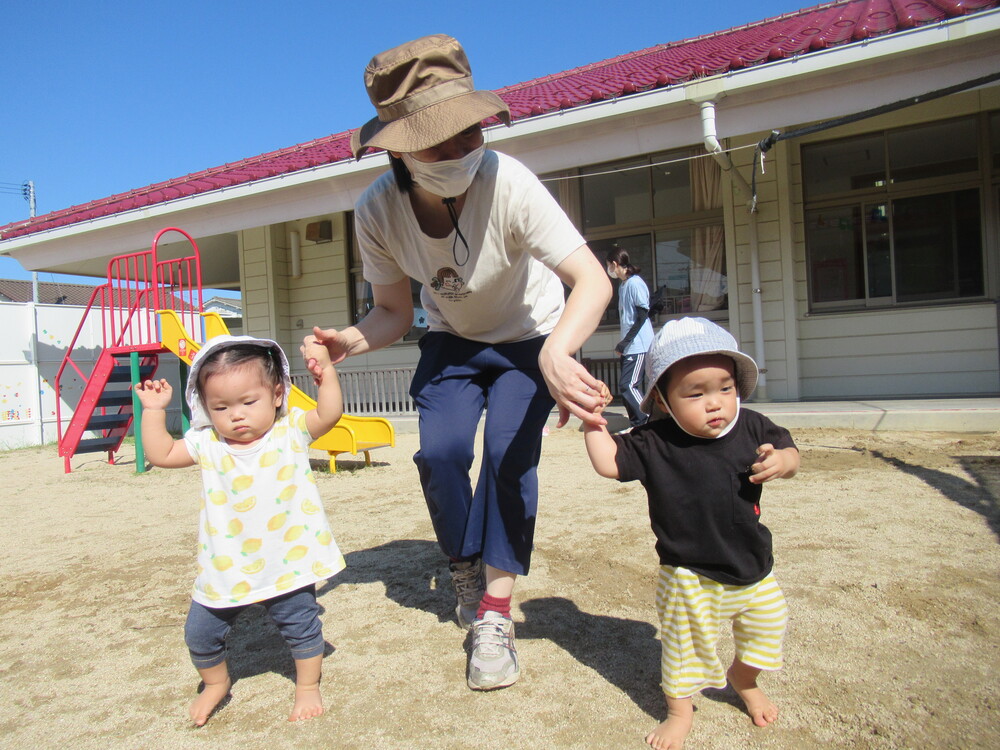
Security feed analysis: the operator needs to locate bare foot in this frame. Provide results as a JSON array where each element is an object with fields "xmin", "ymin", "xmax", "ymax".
[
  {"xmin": 645, "ymin": 696, "xmax": 692, "ymax": 749},
  {"xmin": 727, "ymin": 663, "xmax": 778, "ymax": 727},
  {"xmin": 190, "ymin": 677, "xmax": 232, "ymax": 727},
  {"xmin": 288, "ymin": 682, "xmax": 324, "ymax": 722}
]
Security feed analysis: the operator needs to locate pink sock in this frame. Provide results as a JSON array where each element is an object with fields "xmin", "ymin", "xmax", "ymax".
[{"xmin": 477, "ymin": 593, "xmax": 511, "ymax": 620}]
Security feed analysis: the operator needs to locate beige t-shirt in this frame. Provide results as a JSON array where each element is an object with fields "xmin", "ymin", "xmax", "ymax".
[
  {"xmin": 355, "ymin": 150, "xmax": 585, "ymax": 344},
  {"xmin": 184, "ymin": 407, "xmax": 345, "ymax": 608}
]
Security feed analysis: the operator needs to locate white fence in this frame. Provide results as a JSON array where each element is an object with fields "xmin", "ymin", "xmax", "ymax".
[
  {"xmin": 292, "ymin": 358, "xmax": 622, "ymax": 415},
  {"xmin": 290, "ymin": 367, "xmax": 417, "ymax": 415}
]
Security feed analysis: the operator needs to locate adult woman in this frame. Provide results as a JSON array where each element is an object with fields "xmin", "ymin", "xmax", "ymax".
[
  {"xmin": 606, "ymin": 247, "xmax": 654, "ymax": 430},
  {"xmin": 305, "ymin": 34, "xmax": 611, "ymax": 690}
]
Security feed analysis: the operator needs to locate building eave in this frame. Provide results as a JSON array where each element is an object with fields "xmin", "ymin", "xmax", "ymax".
[{"xmin": 2, "ymin": 7, "xmax": 998, "ymax": 274}]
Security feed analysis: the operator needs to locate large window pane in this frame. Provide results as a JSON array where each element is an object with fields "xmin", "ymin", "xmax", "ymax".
[
  {"xmin": 802, "ymin": 134, "xmax": 886, "ymax": 197},
  {"xmin": 652, "ymin": 151, "xmax": 692, "ymax": 218},
  {"xmin": 803, "ymin": 116, "xmax": 986, "ymax": 312},
  {"xmin": 581, "ymin": 158, "xmax": 650, "ymax": 229},
  {"xmin": 579, "ymin": 148, "xmax": 727, "ymax": 323},
  {"xmin": 805, "ymin": 205, "xmax": 865, "ymax": 303},
  {"xmin": 892, "ymin": 189, "xmax": 982, "ymax": 302},
  {"xmin": 864, "ymin": 203, "xmax": 892, "ymax": 299},
  {"xmin": 991, "ymin": 112, "xmax": 1000, "ymax": 171},
  {"xmin": 352, "ymin": 276, "xmax": 373, "ymax": 324},
  {"xmin": 654, "ymin": 227, "xmax": 727, "ymax": 314},
  {"xmin": 888, "ymin": 119, "xmax": 978, "ymax": 183},
  {"xmin": 351, "ymin": 276, "xmax": 427, "ymax": 342}
]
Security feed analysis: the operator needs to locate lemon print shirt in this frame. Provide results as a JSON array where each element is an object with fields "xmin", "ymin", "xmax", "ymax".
[{"xmin": 184, "ymin": 407, "xmax": 346, "ymax": 608}]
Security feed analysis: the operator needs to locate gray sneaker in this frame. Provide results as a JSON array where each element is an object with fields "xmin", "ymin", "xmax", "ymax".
[
  {"xmin": 449, "ymin": 558, "xmax": 484, "ymax": 629},
  {"xmin": 467, "ymin": 611, "xmax": 519, "ymax": 690}
]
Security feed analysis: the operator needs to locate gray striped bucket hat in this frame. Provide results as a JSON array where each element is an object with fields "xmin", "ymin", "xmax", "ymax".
[{"xmin": 640, "ymin": 317, "xmax": 758, "ymax": 418}]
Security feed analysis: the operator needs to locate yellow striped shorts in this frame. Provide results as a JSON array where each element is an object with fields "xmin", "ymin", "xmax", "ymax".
[{"xmin": 655, "ymin": 565, "xmax": 787, "ymax": 699}]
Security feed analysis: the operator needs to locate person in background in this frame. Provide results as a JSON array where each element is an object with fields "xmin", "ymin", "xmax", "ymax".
[{"xmin": 606, "ymin": 247, "xmax": 654, "ymax": 431}]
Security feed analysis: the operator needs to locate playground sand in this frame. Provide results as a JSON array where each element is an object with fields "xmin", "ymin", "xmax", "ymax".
[{"xmin": 1, "ymin": 422, "xmax": 999, "ymax": 750}]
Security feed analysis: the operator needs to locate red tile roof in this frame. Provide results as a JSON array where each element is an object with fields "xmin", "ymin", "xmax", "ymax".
[
  {"xmin": 2, "ymin": 0, "xmax": 995, "ymax": 241},
  {"xmin": 0, "ymin": 278, "xmax": 202, "ymax": 310}
]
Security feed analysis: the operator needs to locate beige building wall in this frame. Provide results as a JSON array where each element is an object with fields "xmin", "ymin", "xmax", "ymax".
[
  {"xmin": 695, "ymin": 84, "xmax": 1000, "ymax": 401},
  {"xmin": 236, "ymin": 85, "xmax": 999, "ymax": 400},
  {"xmin": 726, "ymin": 133, "xmax": 797, "ymax": 401},
  {"xmin": 277, "ymin": 215, "xmax": 349, "ymax": 365},
  {"xmin": 240, "ymin": 213, "xmax": 427, "ymax": 376},
  {"xmin": 238, "ymin": 226, "xmax": 278, "ymax": 340}
]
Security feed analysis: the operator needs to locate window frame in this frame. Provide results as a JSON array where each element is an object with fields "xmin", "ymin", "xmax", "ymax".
[
  {"xmin": 571, "ymin": 148, "xmax": 728, "ymax": 329},
  {"xmin": 801, "ymin": 114, "xmax": 992, "ymax": 313}
]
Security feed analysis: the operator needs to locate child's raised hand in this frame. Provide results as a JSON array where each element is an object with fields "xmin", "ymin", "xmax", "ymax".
[
  {"xmin": 134, "ymin": 379, "xmax": 173, "ymax": 410},
  {"xmin": 303, "ymin": 326, "xmax": 350, "ymax": 370},
  {"xmin": 749, "ymin": 443, "xmax": 800, "ymax": 484},
  {"xmin": 592, "ymin": 380, "xmax": 613, "ymax": 414}
]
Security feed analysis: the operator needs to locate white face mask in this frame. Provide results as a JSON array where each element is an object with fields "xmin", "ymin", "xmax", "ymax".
[
  {"xmin": 401, "ymin": 145, "xmax": 485, "ymax": 198},
  {"xmin": 607, "ymin": 264, "xmax": 617, "ymax": 279}
]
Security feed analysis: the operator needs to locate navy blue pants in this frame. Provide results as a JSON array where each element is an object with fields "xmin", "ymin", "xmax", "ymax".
[{"xmin": 409, "ymin": 332, "xmax": 555, "ymax": 576}]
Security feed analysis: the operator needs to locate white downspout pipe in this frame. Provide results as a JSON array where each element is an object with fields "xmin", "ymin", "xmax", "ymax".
[
  {"xmin": 699, "ymin": 100, "xmax": 768, "ymax": 400},
  {"xmin": 290, "ymin": 230, "xmax": 302, "ymax": 279}
]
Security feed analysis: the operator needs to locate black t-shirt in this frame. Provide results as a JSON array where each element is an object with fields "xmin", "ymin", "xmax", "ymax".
[{"xmin": 614, "ymin": 409, "xmax": 796, "ymax": 585}]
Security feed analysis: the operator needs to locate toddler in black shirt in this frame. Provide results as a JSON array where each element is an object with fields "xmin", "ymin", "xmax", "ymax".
[{"xmin": 584, "ymin": 317, "xmax": 799, "ymax": 750}]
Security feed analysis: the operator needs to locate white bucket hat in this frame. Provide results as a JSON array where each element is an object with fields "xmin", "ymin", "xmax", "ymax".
[
  {"xmin": 185, "ymin": 335, "xmax": 292, "ymax": 430},
  {"xmin": 640, "ymin": 317, "xmax": 758, "ymax": 420}
]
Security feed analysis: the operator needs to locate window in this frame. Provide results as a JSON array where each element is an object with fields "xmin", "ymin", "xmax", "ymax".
[
  {"xmin": 577, "ymin": 149, "xmax": 726, "ymax": 327},
  {"xmin": 802, "ymin": 116, "xmax": 986, "ymax": 311}
]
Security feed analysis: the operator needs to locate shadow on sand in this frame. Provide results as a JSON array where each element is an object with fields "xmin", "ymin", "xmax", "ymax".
[
  {"xmin": 221, "ymin": 541, "xmax": 666, "ymax": 718},
  {"xmin": 519, "ymin": 596, "xmax": 664, "ymax": 720},
  {"xmin": 869, "ymin": 449, "xmax": 1000, "ymax": 541},
  {"xmin": 330, "ymin": 542, "xmax": 666, "ymax": 717}
]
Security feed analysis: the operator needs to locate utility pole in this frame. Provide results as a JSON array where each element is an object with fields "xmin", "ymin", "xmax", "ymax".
[{"xmin": 22, "ymin": 180, "xmax": 36, "ymax": 217}]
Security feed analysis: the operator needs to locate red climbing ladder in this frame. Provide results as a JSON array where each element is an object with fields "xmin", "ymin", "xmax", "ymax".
[{"xmin": 56, "ymin": 227, "xmax": 204, "ymax": 473}]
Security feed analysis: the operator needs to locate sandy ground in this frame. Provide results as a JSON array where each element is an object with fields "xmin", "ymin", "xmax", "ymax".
[{"xmin": 1, "ymin": 418, "xmax": 999, "ymax": 750}]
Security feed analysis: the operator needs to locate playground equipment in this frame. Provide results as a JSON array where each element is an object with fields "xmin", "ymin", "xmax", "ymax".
[{"xmin": 56, "ymin": 227, "xmax": 394, "ymax": 473}]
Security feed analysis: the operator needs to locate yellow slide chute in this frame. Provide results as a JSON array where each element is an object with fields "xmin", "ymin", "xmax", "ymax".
[{"xmin": 156, "ymin": 310, "xmax": 395, "ymax": 472}]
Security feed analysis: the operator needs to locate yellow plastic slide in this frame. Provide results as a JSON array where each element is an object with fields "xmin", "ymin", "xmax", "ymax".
[{"xmin": 156, "ymin": 310, "xmax": 395, "ymax": 472}]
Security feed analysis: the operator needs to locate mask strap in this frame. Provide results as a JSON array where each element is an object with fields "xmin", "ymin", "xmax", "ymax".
[{"xmin": 441, "ymin": 197, "xmax": 470, "ymax": 267}]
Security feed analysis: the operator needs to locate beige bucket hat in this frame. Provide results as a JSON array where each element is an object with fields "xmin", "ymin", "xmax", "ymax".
[{"xmin": 350, "ymin": 34, "xmax": 512, "ymax": 160}]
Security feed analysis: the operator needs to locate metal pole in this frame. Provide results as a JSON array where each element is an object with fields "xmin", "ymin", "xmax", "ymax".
[
  {"xmin": 179, "ymin": 359, "xmax": 191, "ymax": 433},
  {"xmin": 130, "ymin": 351, "xmax": 146, "ymax": 474}
]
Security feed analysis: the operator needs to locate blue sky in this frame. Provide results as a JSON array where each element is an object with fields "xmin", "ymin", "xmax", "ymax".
[{"xmin": 0, "ymin": 0, "xmax": 812, "ymax": 287}]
